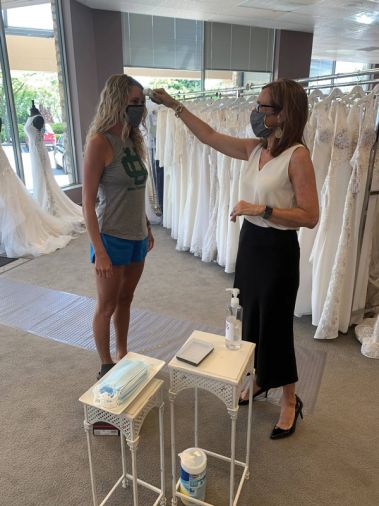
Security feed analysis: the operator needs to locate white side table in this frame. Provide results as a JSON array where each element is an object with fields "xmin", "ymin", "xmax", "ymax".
[
  {"xmin": 79, "ymin": 354, "xmax": 166, "ymax": 506},
  {"xmin": 168, "ymin": 330, "xmax": 255, "ymax": 506}
]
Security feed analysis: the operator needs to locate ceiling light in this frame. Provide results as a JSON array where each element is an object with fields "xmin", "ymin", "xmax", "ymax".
[{"xmin": 355, "ymin": 13, "xmax": 376, "ymax": 24}]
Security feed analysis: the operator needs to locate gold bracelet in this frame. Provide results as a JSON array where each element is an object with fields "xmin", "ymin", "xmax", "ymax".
[{"xmin": 174, "ymin": 103, "xmax": 184, "ymax": 117}]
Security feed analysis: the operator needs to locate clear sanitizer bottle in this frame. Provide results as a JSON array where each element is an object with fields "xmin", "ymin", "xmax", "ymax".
[{"xmin": 225, "ymin": 288, "xmax": 243, "ymax": 350}]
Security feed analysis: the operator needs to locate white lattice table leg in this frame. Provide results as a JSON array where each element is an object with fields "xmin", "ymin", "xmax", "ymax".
[
  {"xmin": 83, "ymin": 414, "xmax": 98, "ymax": 506},
  {"xmin": 169, "ymin": 391, "xmax": 178, "ymax": 506},
  {"xmin": 228, "ymin": 408, "xmax": 238, "ymax": 506},
  {"xmin": 194, "ymin": 386, "xmax": 199, "ymax": 447},
  {"xmin": 120, "ymin": 433, "xmax": 129, "ymax": 488},
  {"xmin": 245, "ymin": 374, "xmax": 254, "ymax": 480},
  {"xmin": 159, "ymin": 402, "xmax": 167, "ymax": 506},
  {"xmin": 127, "ymin": 436, "xmax": 140, "ymax": 506}
]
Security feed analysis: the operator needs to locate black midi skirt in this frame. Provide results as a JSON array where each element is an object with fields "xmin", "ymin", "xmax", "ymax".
[{"xmin": 234, "ymin": 220, "xmax": 300, "ymax": 390}]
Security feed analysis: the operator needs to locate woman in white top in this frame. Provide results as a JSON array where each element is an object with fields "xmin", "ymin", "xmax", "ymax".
[{"xmin": 153, "ymin": 80, "xmax": 319, "ymax": 439}]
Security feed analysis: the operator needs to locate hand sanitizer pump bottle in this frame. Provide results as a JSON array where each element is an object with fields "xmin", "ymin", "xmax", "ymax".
[{"xmin": 225, "ymin": 288, "xmax": 243, "ymax": 350}]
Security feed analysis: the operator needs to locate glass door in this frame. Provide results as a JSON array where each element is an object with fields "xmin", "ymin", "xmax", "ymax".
[{"xmin": 1, "ymin": 1, "xmax": 76, "ymax": 190}]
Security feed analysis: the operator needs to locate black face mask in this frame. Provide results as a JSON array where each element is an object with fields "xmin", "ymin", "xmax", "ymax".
[
  {"xmin": 125, "ymin": 105, "xmax": 145, "ymax": 128},
  {"xmin": 250, "ymin": 110, "xmax": 273, "ymax": 138}
]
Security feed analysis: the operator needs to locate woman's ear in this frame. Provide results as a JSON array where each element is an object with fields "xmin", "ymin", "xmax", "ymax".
[{"xmin": 277, "ymin": 110, "xmax": 285, "ymax": 124}]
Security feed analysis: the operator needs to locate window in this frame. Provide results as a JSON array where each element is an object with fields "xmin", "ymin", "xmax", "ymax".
[
  {"xmin": 1, "ymin": 1, "xmax": 76, "ymax": 190},
  {"xmin": 125, "ymin": 67, "xmax": 202, "ymax": 96},
  {"xmin": 310, "ymin": 59, "xmax": 371, "ymax": 93}
]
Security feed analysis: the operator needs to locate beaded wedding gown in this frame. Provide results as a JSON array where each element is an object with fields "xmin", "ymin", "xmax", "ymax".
[
  {"xmin": 314, "ymin": 98, "xmax": 377, "ymax": 338},
  {"xmin": 311, "ymin": 101, "xmax": 358, "ymax": 327},
  {"xmin": 0, "ymin": 145, "xmax": 72, "ymax": 257},
  {"xmin": 295, "ymin": 101, "xmax": 336, "ymax": 316},
  {"xmin": 24, "ymin": 116, "xmax": 85, "ymax": 233}
]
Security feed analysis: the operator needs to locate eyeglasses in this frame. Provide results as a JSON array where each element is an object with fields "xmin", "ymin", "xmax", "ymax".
[{"xmin": 255, "ymin": 103, "xmax": 281, "ymax": 113}]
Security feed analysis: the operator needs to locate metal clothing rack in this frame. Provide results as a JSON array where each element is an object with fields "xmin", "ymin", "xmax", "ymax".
[
  {"xmin": 305, "ymin": 78, "xmax": 379, "ymax": 91},
  {"xmin": 172, "ymin": 68, "xmax": 379, "ymax": 100},
  {"xmin": 297, "ymin": 67, "xmax": 379, "ymax": 85}
]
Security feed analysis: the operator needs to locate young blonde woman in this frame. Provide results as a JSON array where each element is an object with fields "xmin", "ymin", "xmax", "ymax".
[{"xmin": 83, "ymin": 75, "xmax": 154, "ymax": 379}]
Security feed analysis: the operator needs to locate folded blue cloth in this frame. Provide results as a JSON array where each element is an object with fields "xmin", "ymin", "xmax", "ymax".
[{"xmin": 93, "ymin": 359, "xmax": 149, "ymax": 409}]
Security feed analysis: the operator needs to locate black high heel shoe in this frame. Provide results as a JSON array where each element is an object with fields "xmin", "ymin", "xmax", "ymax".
[
  {"xmin": 238, "ymin": 387, "xmax": 270, "ymax": 406},
  {"xmin": 270, "ymin": 395, "xmax": 303, "ymax": 439}
]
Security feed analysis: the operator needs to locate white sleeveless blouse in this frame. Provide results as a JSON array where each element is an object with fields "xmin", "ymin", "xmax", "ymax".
[{"xmin": 239, "ymin": 143, "xmax": 303, "ymax": 230}]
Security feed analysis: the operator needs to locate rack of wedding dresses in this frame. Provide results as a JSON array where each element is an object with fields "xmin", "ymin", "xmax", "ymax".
[
  {"xmin": 155, "ymin": 92, "xmax": 253, "ymax": 271},
  {"xmin": 301, "ymin": 84, "xmax": 378, "ymax": 346},
  {"xmin": 154, "ymin": 73, "xmax": 379, "ymax": 350}
]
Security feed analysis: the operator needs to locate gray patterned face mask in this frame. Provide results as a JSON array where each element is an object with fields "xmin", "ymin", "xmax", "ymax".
[
  {"xmin": 250, "ymin": 110, "xmax": 273, "ymax": 138},
  {"xmin": 125, "ymin": 105, "xmax": 144, "ymax": 128}
]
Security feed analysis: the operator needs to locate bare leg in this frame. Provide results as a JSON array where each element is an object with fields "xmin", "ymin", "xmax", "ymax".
[
  {"xmin": 113, "ymin": 260, "xmax": 145, "ymax": 361},
  {"xmin": 275, "ymin": 383, "xmax": 296, "ymax": 430},
  {"xmin": 93, "ymin": 266, "xmax": 123, "ymax": 364}
]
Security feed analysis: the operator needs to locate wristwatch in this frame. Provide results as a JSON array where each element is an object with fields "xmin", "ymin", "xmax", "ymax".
[{"xmin": 262, "ymin": 205, "xmax": 273, "ymax": 220}]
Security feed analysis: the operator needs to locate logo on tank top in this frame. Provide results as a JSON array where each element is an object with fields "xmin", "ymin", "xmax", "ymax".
[{"xmin": 121, "ymin": 147, "xmax": 148, "ymax": 187}]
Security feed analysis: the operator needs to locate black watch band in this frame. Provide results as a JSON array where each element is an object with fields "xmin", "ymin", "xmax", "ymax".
[{"xmin": 262, "ymin": 205, "xmax": 273, "ymax": 220}]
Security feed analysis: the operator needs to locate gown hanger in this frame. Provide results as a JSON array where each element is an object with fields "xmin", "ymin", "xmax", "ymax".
[
  {"xmin": 323, "ymin": 87, "xmax": 344, "ymax": 102},
  {"xmin": 308, "ymin": 89, "xmax": 325, "ymax": 100},
  {"xmin": 308, "ymin": 88, "xmax": 324, "ymax": 107},
  {"xmin": 341, "ymin": 85, "xmax": 366, "ymax": 105}
]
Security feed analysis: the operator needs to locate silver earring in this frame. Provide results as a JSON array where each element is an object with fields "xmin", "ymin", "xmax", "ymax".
[{"xmin": 275, "ymin": 126, "xmax": 283, "ymax": 139}]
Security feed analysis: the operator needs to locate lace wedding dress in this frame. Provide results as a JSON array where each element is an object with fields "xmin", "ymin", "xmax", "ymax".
[
  {"xmin": 0, "ymin": 145, "xmax": 72, "ymax": 257},
  {"xmin": 201, "ymin": 147, "xmax": 219, "ymax": 263},
  {"xmin": 311, "ymin": 101, "xmax": 358, "ymax": 328},
  {"xmin": 356, "ymin": 313, "xmax": 379, "ymax": 359},
  {"xmin": 295, "ymin": 101, "xmax": 336, "ymax": 316},
  {"xmin": 366, "ymin": 196, "xmax": 379, "ymax": 312},
  {"xmin": 313, "ymin": 99, "xmax": 376, "ymax": 338},
  {"xmin": 24, "ymin": 116, "xmax": 85, "ymax": 233}
]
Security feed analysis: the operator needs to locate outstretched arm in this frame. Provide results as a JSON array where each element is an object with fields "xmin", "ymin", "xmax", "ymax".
[{"xmin": 152, "ymin": 88, "xmax": 259, "ymax": 161}]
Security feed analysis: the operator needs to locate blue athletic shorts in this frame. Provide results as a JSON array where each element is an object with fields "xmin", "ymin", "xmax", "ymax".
[{"xmin": 90, "ymin": 233, "xmax": 148, "ymax": 266}]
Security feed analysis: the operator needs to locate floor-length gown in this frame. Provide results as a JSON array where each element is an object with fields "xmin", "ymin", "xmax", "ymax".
[
  {"xmin": 24, "ymin": 116, "xmax": 85, "ymax": 233},
  {"xmin": 311, "ymin": 101, "xmax": 356, "ymax": 328},
  {"xmin": 201, "ymin": 147, "xmax": 219, "ymax": 263},
  {"xmin": 224, "ymin": 108, "xmax": 247, "ymax": 274},
  {"xmin": 313, "ymin": 101, "xmax": 371, "ymax": 338},
  {"xmin": 0, "ymin": 145, "xmax": 72, "ymax": 258},
  {"xmin": 176, "ymin": 119, "xmax": 189, "ymax": 244},
  {"xmin": 190, "ymin": 143, "xmax": 210, "ymax": 257},
  {"xmin": 366, "ymin": 196, "xmax": 379, "ymax": 312},
  {"xmin": 169, "ymin": 114, "xmax": 181, "ymax": 240},
  {"xmin": 348, "ymin": 98, "xmax": 379, "ymax": 323},
  {"xmin": 166, "ymin": 110, "xmax": 178, "ymax": 232},
  {"xmin": 215, "ymin": 151, "xmax": 231, "ymax": 268},
  {"xmin": 295, "ymin": 101, "xmax": 336, "ymax": 316}
]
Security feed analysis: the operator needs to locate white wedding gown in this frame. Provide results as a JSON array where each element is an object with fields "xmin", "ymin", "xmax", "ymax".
[
  {"xmin": 313, "ymin": 100, "xmax": 373, "ymax": 338},
  {"xmin": 201, "ymin": 147, "xmax": 219, "ymax": 263},
  {"xmin": 295, "ymin": 101, "xmax": 336, "ymax": 316},
  {"xmin": 348, "ymin": 97, "xmax": 379, "ymax": 323},
  {"xmin": 24, "ymin": 116, "xmax": 85, "ymax": 233},
  {"xmin": 311, "ymin": 101, "xmax": 358, "ymax": 328},
  {"xmin": 0, "ymin": 145, "xmax": 73, "ymax": 257}
]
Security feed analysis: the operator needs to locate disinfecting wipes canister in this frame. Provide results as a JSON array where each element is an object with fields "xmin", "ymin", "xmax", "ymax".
[{"xmin": 179, "ymin": 448, "xmax": 207, "ymax": 505}]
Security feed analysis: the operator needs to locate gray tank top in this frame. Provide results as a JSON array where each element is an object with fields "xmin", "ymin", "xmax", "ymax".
[{"xmin": 96, "ymin": 133, "xmax": 148, "ymax": 240}]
